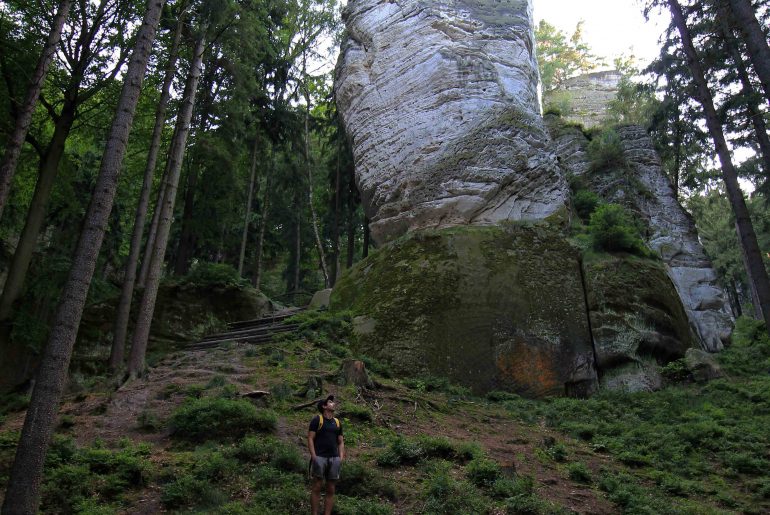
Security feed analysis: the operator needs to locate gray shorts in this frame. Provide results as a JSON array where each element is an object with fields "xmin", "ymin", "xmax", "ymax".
[{"xmin": 310, "ymin": 456, "xmax": 341, "ymax": 481}]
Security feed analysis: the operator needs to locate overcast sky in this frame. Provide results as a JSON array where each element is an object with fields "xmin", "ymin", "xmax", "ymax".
[{"xmin": 533, "ymin": 0, "xmax": 670, "ymax": 69}]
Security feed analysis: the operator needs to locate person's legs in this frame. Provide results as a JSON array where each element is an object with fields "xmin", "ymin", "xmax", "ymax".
[
  {"xmin": 311, "ymin": 477, "xmax": 323, "ymax": 515},
  {"xmin": 323, "ymin": 480, "xmax": 336, "ymax": 515}
]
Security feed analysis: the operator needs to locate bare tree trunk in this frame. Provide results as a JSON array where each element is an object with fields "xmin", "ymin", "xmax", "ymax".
[
  {"xmin": 669, "ymin": 0, "xmax": 770, "ymax": 330},
  {"xmin": 346, "ymin": 166, "xmax": 356, "ymax": 268},
  {"xmin": 0, "ymin": 0, "xmax": 72, "ymax": 221},
  {"xmin": 0, "ymin": 100, "xmax": 77, "ymax": 322},
  {"xmin": 302, "ymin": 53, "xmax": 328, "ymax": 287},
  {"xmin": 173, "ymin": 67, "xmax": 215, "ymax": 276},
  {"xmin": 238, "ymin": 137, "xmax": 259, "ymax": 276},
  {"xmin": 127, "ymin": 29, "xmax": 207, "ymax": 379},
  {"xmin": 174, "ymin": 161, "xmax": 199, "ymax": 275},
  {"xmin": 109, "ymin": 13, "xmax": 184, "ymax": 371},
  {"xmin": 253, "ymin": 154, "xmax": 272, "ymax": 291},
  {"xmin": 137, "ymin": 174, "xmax": 167, "ymax": 288},
  {"xmin": 718, "ymin": 7, "xmax": 770, "ymax": 178},
  {"xmin": 293, "ymin": 190, "xmax": 302, "ymax": 294},
  {"xmin": 329, "ymin": 145, "xmax": 341, "ymax": 286},
  {"xmin": 363, "ymin": 217, "xmax": 370, "ymax": 258},
  {"xmin": 727, "ymin": 0, "xmax": 770, "ymax": 106},
  {"xmin": 0, "ymin": 0, "xmax": 163, "ymax": 510}
]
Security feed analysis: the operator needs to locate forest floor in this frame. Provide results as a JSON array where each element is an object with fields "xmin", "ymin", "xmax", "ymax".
[{"xmin": 1, "ymin": 310, "xmax": 769, "ymax": 514}]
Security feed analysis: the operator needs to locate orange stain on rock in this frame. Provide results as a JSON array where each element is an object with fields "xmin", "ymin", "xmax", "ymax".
[{"xmin": 495, "ymin": 340, "xmax": 562, "ymax": 397}]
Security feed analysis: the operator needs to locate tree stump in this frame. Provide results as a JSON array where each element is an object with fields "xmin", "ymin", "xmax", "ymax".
[{"xmin": 339, "ymin": 360, "xmax": 373, "ymax": 389}]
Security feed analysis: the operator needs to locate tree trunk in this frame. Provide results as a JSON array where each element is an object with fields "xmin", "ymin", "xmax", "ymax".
[
  {"xmin": 127, "ymin": 29, "xmax": 207, "ymax": 379},
  {"xmin": 238, "ymin": 137, "xmax": 259, "ymax": 276},
  {"xmin": 729, "ymin": 278, "xmax": 743, "ymax": 318},
  {"xmin": 718, "ymin": 6, "xmax": 770, "ymax": 178},
  {"xmin": 173, "ymin": 158, "xmax": 199, "ymax": 275},
  {"xmin": 329, "ymin": 145, "xmax": 341, "ymax": 286},
  {"xmin": 0, "ymin": 0, "xmax": 72, "ymax": 221},
  {"xmin": 727, "ymin": 0, "xmax": 770, "ymax": 106},
  {"xmin": 109, "ymin": 13, "xmax": 184, "ymax": 371},
  {"xmin": 293, "ymin": 190, "xmax": 302, "ymax": 294},
  {"xmin": 363, "ymin": 217, "xmax": 370, "ymax": 258},
  {"xmin": 253, "ymin": 155, "xmax": 272, "ymax": 291},
  {"xmin": 669, "ymin": 0, "xmax": 770, "ymax": 331},
  {"xmin": 0, "ymin": 100, "xmax": 77, "ymax": 322},
  {"xmin": 137, "ymin": 172, "xmax": 167, "ymax": 288},
  {"xmin": 0, "ymin": 0, "xmax": 163, "ymax": 511},
  {"xmin": 173, "ymin": 66, "xmax": 215, "ymax": 276},
  {"xmin": 303, "ymin": 53, "xmax": 328, "ymax": 287}
]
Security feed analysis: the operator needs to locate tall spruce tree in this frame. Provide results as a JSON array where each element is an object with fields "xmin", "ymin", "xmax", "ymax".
[{"xmin": 0, "ymin": 0, "xmax": 164, "ymax": 510}]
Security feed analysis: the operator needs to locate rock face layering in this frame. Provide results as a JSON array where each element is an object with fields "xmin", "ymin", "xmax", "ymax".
[
  {"xmin": 333, "ymin": 0, "xmax": 733, "ymax": 396},
  {"xmin": 335, "ymin": 0, "xmax": 568, "ymax": 244}
]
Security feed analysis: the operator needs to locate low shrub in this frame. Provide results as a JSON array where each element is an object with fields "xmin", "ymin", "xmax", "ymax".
[
  {"xmin": 336, "ymin": 460, "xmax": 397, "ymax": 500},
  {"xmin": 466, "ymin": 457, "xmax": 501, "ymax": 488},
  {"xmin": 455, "ymin": 441, "xmax": 483, "ymax": 462},
  {"xmin": 376, "ymin": 436, "xmax": 468, "ymax": 467},
  {"xmin": 334, "ymin": 495, "xmax": 393, "ymax": 515},
  {"xmin": 567, "ymin": 462, "xmax": 591, "ymax": 483},
  {"xmin": 587, "ymin": 127, "xmax": 628, "ymax": 172},
  {"xmin": 184, "ymin": 262, "xmax": 249, "ymax": 288},
  {"xmin": 40, "ymin": 440, "xmax": 152, "ymax": 512},
  {"xmin": 235, "ymin": 435, "xmax": 305, "ymax": 473},
  {"xmin": 587, "ymin": 203, "xmax": 647, "ymax": 255},
  {"xmin": 170, "ymin": 398, "xmax": 276, "ymax": 440},
  {"xmin": 340, "ymin": 404, "xmax": 374, "ymax": 422},
  {"xmin": 422, "ymin": 463, "xmax": 486, "ymax": 515},
  {"xmin": 161, "ymin": 474, "xmax": 227, "ymax": 509},
  {"xmin": 572, "ymin": 190, "xmax": 601, "ymax": 221}
]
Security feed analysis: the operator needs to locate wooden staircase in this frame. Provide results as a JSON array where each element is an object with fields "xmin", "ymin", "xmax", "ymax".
[{"xmin": 186, "ymin": 308, "xmax": 305, "ymax": 350}]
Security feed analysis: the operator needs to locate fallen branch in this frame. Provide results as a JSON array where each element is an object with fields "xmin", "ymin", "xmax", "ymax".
[{"xmin": 292, "ymin": 397, "xmax": 323, "ymax": 411}]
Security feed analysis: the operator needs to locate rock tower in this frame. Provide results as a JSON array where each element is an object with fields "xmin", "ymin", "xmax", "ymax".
[{"xmin": 333, "ymin": 0, "xmax": 733, "ymax": 396}]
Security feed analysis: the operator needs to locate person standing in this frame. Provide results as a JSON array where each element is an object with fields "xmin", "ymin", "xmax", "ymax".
[{"xmin": 307, "ymin": 394, "xmax": 345, "ymax": 515}]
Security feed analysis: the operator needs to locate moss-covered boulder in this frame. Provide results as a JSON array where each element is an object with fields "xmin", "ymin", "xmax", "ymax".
[
  {"xmin": 331, "ymin": 224, "xmax": 598, "ymax": 397},
  {"xmin": 582, "ymin": 255, "xmax": 697, "ymax": 392}
]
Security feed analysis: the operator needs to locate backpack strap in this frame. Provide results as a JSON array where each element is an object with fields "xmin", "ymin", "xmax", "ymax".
[
  {"xmin": 333, "ymin": 417, "xmax": 340, "ymax": 430},
  {"xmin": 313, "ymin": 414, "xmax": 322, "ymax": 431}
]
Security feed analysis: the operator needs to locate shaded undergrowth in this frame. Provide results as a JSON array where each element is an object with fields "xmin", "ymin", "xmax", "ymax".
[{"xmin": 0, "ymin": 312, "xmax": 768, "ymax": 513}]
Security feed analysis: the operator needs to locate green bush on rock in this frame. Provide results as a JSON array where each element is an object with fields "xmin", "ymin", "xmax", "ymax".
[{"xmin": 588, "ymin": 203, "xmax": 647, "ymax": 255}]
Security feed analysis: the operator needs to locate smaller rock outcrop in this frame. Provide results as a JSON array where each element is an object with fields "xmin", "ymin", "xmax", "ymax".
[
  {"xmin": 583, "ymin": 255, "xmax": 696, "ymax": 392},
  {"xmin": 546, "ymin": 114, "xmax": 733, "ymax": 353},
  {"xmin": 544, "ymin": 70, "xmax": 623, "ymax": 129}
]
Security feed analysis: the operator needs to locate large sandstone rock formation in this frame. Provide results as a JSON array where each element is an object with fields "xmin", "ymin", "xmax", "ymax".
[
  {"xmin": 335, "ymin": 0, "xmax": 568, "ymax": 244},
  {"xmin": 333, "ymin": 1, "xmax": 733, "ymax": 396}
]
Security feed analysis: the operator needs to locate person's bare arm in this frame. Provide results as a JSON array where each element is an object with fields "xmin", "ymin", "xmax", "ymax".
[
  {"xmin": 337, "ymin": 435, "xmax": 345, "ymax": 461},
  {"xmin": 308, "ymin": 431, "xmax": 317, "ymax": 460}
]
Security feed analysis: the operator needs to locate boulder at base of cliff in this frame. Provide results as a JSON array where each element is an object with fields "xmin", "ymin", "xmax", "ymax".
[
  {"xmin": 583, "ymin": 254, "xmax": 698, "ymax": 392},
  {"xmin": 331, "ymin": 223, "xmax": 599, "ymax": 398},
  {"xmin": 684, "ymin": 348, "xmax": 723, "ymax": 383}
]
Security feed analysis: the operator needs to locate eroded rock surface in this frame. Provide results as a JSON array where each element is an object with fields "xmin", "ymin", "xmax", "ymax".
[
  {"xmin": 335, "ymin": 0, "xmax": 567, "ymax": 244},
  {"xmin": 546, "ymin": 116, "xmax": 733, "ymax": 352}
]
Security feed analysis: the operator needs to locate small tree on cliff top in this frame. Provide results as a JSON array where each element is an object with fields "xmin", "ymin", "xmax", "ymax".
[{"xmin": 535, "ymin": 20, "xmax": 603, "ymax": 93}]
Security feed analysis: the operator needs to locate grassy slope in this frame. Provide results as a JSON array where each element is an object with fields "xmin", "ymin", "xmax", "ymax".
[{"xmin": 0, "ymin": 312, "xmax": 768, "ymax": 514}]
